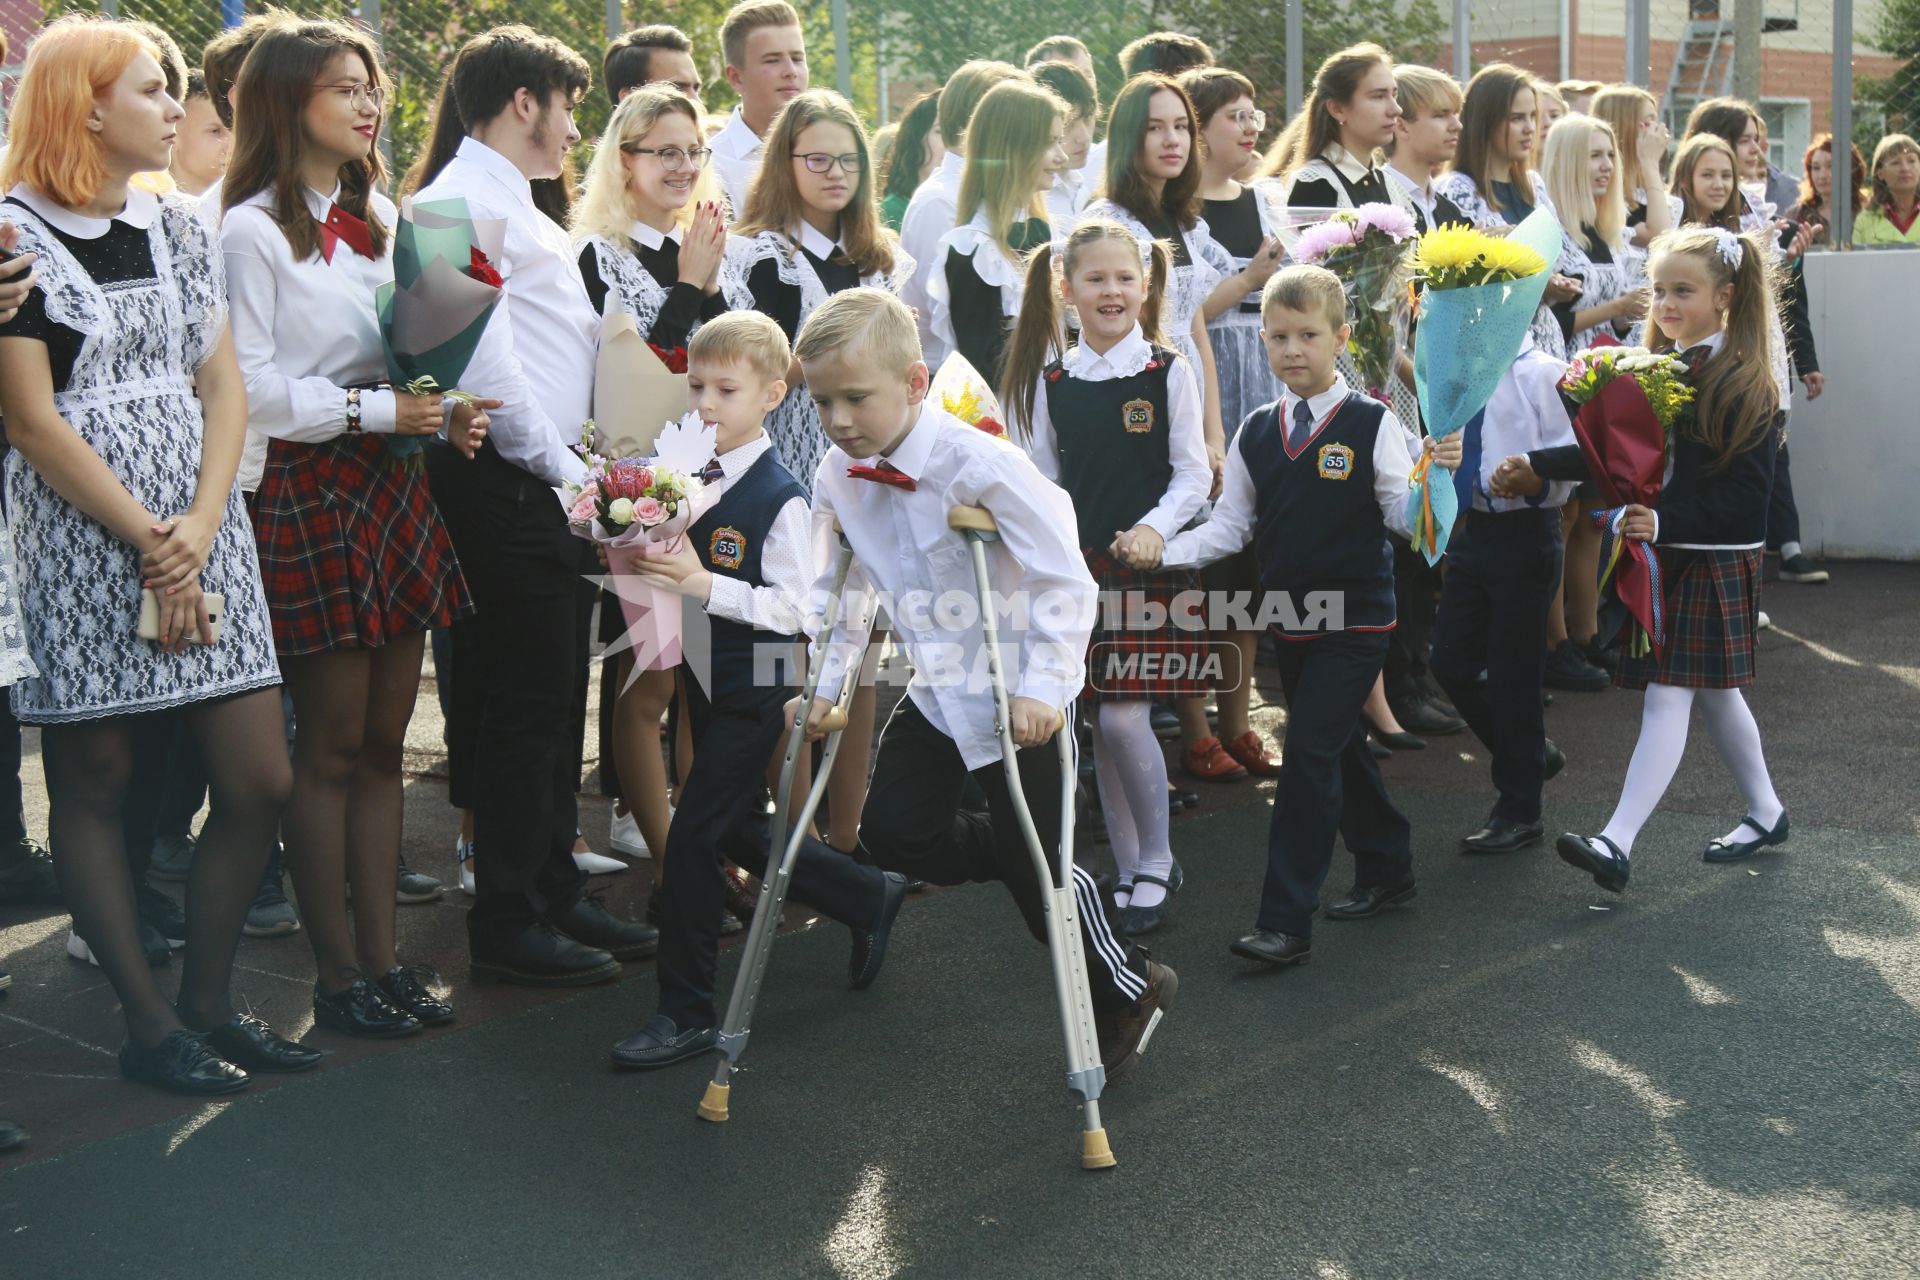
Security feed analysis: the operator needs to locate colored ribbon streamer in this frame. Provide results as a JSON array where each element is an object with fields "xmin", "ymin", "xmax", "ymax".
[{"xmin": 1594, "ymin": 505, "xmax": 1665, "ymax": 658}]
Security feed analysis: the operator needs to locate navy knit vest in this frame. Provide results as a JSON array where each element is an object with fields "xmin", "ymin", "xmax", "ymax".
[
  {"xmin": 1042, "ymin": 347, "xmax": 1179, "ymax": 548},
  {"xmin": 688, "ymin": 449, "xmax": 806, "ymax": 702},
  {"xmin": 1239, "ymin": 392, "xmax": 1397, "ymax": 633}
]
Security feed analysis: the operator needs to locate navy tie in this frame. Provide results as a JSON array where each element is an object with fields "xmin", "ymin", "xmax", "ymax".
[
  {"xmin": 1290, "ymin": 397, "xmax": 1314, "ymax": 450},
  {"xmin": 698, "ymin": 457, "xmax": 725, "ymax": 484}
]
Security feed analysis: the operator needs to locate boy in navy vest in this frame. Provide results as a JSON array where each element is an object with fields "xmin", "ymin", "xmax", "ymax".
[
  {"xmin": 608, "ymin": 312, "xmax": 908, "ymax": 1070},
  {"xmin": 1151, "ymin": 266, "xmax": 1461, "ymax": 968}
]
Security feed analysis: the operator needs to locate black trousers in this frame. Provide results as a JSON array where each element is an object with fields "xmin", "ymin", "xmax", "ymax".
[
  {"xmin": 1766, "ymin": 442, "xmax": 1801, "ymax": 550},
  {"xmin": 1429, "ymin": 508, "xmax": 1562, "ymax": 824},
  {"xmin": 1384, "ymin": 536, "xmax": 1443, "ymax": 703},
  {"xmin": 655, "ymin": 682, "xmax": 889, "ymax": 1029},
  {"xmin": 857, "ymin": 697, "xmax": 1147, "ymax": 1013},
  {"xmin": 0, "ymin": 694, "xmax": 22, "ymax": 846},
  {"xmin": 426, "ymin": 440, "xmax": 585, "ymax": 934},
  {"xmin": 1262, "ymin": 629, "xmax": 1411, "ymax": 937}
]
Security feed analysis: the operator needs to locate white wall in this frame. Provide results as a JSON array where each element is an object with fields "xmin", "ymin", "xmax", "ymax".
[{"xmin": 1789, "ymin": 249, "xmax": 1920, "ymax": 561}]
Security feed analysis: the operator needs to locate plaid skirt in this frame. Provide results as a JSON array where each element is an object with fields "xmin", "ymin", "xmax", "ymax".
[
  {"xmin": 1081, "ymin": 550, "xmax": 1210, "ymax": 702},
  {"xmin": 1615, "ymin": 547, "xmax": 1761, "ymax": 690},
  {"xmin": 252, "ymin": 436, "xmax": 472, "ymax": 656}
]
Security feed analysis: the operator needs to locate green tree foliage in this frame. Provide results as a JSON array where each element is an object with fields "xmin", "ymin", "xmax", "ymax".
[{"xmin": 1866, "ymin": 0, "xmax": 1920, "ymax": 135}]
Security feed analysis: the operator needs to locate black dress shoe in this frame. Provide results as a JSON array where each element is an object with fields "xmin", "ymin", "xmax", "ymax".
[
  {"xmin": 470, "ymin": 920, "xmax": 620, "ymax": 987},
  {"xmin": 610, "ymin": 1014, "xmax": 717, "ymax": 1070},
  {"xmin": 1545, "ymin": 640, "xmax": 1610, "ymax": 692},
  {"xmin": 377, "ymin": 964, "xmax": 455, "ymax": 1026},
  {"xmin": 550, "ymin": 891, "xmax": 659, "ymax": 961},
  {"xmin": 1365, "ymin": 718, "xmax": 1427, "ymax": 751},
  {"xmin": 1556, "ymin": 832, "xmax": 1630, "ymax": 893},
  {"xmin": 1324, "ymin": 874, "xmax": 1417, "ymax": 919},
  {"xmin": 313, "ymin": 977, "xmax": 421, "ymax": 1039},
  {"xmin": 1367, "ymin": 736, "xmax": 1392, "ymax": 759},
  {"xmin": 1229, "ymin": 929, "xmax": 1311, "ymax": 965},
  {"xmin": 119, "ymin": 1030, "xmax": 250, "ymax": 1095},
  {"xmin": 1460, "ymin": 817, "xmax": 1546, "ymax": 855},
  {"xmin": 0, "ymin": 1119, "xmax": 26, "ymax": 1153},
  {"xmin": 1098, "ymin": 954, "xmax": 1177, "ymax": 1080},
  {"xmin": 0, "ymin": 841, "xmax": 61, "ymax": 906},
  {"xmin": 200, "ymin": 1012, "xmax": 322, "ymax": 1072},
  {"xmin": 848, "ymin": 872, "xmax": 908, "ymax": 990},
  {"xmin": 1394, "ymin": 694, "xmax": 1466, "ymax": 736},
  {"xmin": 1703, "ymin": 812, "xmax": 1789, "ymax": 863},
  {"xmin": 1544, "ymin": 739, "xmax": 1566, "ymax": 781}
]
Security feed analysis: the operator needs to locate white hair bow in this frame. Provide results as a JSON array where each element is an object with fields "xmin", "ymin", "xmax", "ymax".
[{"xmin": 1709, "ymin": 226, "xmax": 1744, "ymax": 269}]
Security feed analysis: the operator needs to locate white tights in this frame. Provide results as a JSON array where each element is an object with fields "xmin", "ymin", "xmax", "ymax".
[
  {"xmin": 1599, "ymin": 682, "xmax": 1783, "ymax": 856},
  {"xmin": 1089, "ymin": 701, "xmax": 1174, "ymax": 908}
]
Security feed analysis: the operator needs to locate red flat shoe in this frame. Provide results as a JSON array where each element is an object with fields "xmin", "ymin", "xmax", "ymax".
[
  {"xmin": 1183, "ymin": 736, "xmax": 1249, "ymax": 782},
  {"xmin": 1223, "ymin": 730, "xmax": 1281, "ymax": 777}
]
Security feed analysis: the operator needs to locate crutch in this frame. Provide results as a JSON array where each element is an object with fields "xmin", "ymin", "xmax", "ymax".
[
  {"xmin": 948, "ymin": 505, "xmax": 1115, "ymax": 1171},
  {"xmin": 697, "ymin": 523, "xmax": 859, "ymax": 1124}
]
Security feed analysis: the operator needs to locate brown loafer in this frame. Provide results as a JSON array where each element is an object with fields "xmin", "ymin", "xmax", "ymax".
[
  {"xmin": 1098, "ymin": 955, "xmax": 1179, "ymax": 1081},
  {"xmin": 1222, "ymin": 729, "xmax": 1281, "ymax": 777},
  {"xmin": 1182, "ymin": 736, "xmax": 1249, "ymax": 782}
]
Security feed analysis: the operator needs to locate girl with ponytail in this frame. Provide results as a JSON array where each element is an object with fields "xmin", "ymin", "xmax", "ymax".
[{"xmin": 1003, "ymin": 218, "xmax": 1208, "ymax": 935}]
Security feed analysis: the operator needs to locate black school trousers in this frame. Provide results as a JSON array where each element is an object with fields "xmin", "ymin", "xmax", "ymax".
[
  {"xmin": 1428, "ymin": 507, "xmax": 1563, "ymax": 824},
  {"xmin": 856, "ymin": 696, "xmax": 1148, "ymax": 1013},
  {"xmin": 1262, "ymin": 629, "xmax": 1412, "ymax": 937},
  {"xmin": 425, "ymin": 439, "xmax": 586, "ymax": 936}
]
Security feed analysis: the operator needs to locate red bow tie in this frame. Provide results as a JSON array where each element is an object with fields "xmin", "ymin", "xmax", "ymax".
[
  {"xmin": 319, "ymin": 203, "xmax": 375, "ymax": 263},
  {"xmin": 846, "ymin": 462, "xmax": 916, "ymax": 492}
]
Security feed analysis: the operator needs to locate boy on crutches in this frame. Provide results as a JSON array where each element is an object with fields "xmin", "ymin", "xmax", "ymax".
[
  {"xmin": 609, "ymin": 313, "xmax": 909, "ymax": 1071},
  {"xmin": 794, "ymin": 290, "xmax": 1176, "ymax": 1082}
]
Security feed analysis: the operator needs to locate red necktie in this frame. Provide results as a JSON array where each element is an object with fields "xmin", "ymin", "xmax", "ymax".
[
  {"xmin": 318, "ymin": 203, "xmax": 375, "ymax": 263},
  {"xmin": 846, "ymin": 461, "xmax": 916, "ymax": 492}
]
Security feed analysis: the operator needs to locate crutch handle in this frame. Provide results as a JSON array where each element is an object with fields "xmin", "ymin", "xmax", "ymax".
[
  {"xmin": 814, "ymin": 705, "xmax": 849, "ymax": 734},
  {"xmin": 947, "ymin": 505, "xmax": 998, "ymax": 534}
]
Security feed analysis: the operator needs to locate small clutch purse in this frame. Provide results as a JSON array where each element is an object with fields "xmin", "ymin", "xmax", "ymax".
[{"xmin": 137, "ymin": 588, "xmax": 224, "ymax": 646}]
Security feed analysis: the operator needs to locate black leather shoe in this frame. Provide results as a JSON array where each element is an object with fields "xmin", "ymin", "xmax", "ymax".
[
  {"xmin": 377, "ymin": 964, "xmax": 455, "ymax": 1026},
  {"xmin": 1367, "ymin": 736, "xmax": 1393, "ymax": 759},
  {"xmin": 119, "ymin": 1030, "xmax": 250, "ymax": 1095},
  {"xmin": 470, "ymin": 920, "xmax": 620, "ymax": 987},
  {"xmin": 314, "ymin": 976, "xmax": 421, "ymax": 1039},
  {"xmin": 0, "ymin": 840, "xmax": 61, "ymax": 906},
  {"xmin": 1543, "ymin": 739, "xmax": 1566, "ymax": 781},
  {"xmin": 1556, "ymin": 832, "xmax": 1630, "ymax": 893},
  {"xmin": 1394, "ymin": 694, "xmax": 1466, "ymax": 736},
  {"xmin": 610, "ymin": 1014, "xmax": 717, "ymax": 1070},
  {"xmin": 1365, "ymin": 719, "xmax": 1427, "ymax": 751},
  {"xmin": 848, "ymin": 872, "xmax": 908, "ymax": 990},
  {"xmin": 1098, "ymin": 954, "xmax": 1177, "ymax": 1081},
  {"xmin": 1324, "ymin": 874, "xmax": 1417, "ymax": 919},
  {"xmin": 1703, "ymin": 812, "xmax": 1789, "ymax": 863},
  {"xmin": 200, "ymin": 1012, "xmax": 322, "ymax": 1073},
  {"xmin": 1229, "ymin": 929, "xmax": 1311, "ymax": 965},
  {"xmin": 1545, "ymin": 640, "xmax": 1610, "ymax": 692},
  {"xmin": 0, "ymin": 1120, "xmax": 26, "ymax": 1153},
  {"xmin": 1461, "ymin": 817, "xmax": 1545, "ymax": 855},
  {"xmin": 551, "ymin": 891, "xmax": 659, "ymax": 961}
]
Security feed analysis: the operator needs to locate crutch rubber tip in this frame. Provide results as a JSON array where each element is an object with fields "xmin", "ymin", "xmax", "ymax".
[
  {"xmin": 1081, "ymin": 1128, "xmax": 1117, "ymax": 1170},
  {"xmin": 696, "ymin": 1081, "xmax": 731, "ymax": 1123}
]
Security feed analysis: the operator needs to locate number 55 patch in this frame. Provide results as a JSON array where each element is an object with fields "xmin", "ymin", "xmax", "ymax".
[{"xmin": 1317, "ymin": 442, "xmax": 1354, "ymax": 480}]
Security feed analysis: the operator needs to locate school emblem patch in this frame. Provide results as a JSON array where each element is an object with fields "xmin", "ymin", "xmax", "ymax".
[
  {"xmin": 708, "ymin": 526, "xmax": 747, "ymax": 570},
  {"xmin": 1122, "ymin": 399, "xmax": 1155, "ymax": 433},
  {"xmin": 1317, "ymin": 442, "xmax": 1355, "ymax": 480}
]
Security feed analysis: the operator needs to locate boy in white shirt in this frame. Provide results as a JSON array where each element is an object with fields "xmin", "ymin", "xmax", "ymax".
[
  {"xmin": 709, "ymin": 0, "xmax": 808, "ymax": 216},
  {"xmin": 795, "ymin": 289, "xmax": 1175, "ymax": 1079}
]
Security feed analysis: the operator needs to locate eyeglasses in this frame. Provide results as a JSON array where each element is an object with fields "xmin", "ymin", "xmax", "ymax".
[
  {"xmin": 792, "ymin": 151, "xmax": 863, "ymax": 175},
  {"xmin": 621, "ymin": 144, "xmax": 713, "ymax": 171},
  {"xmin": 318, "ymin": 81, "xmax": 386, "ymax": 112},
  {"xmin": 1227, "ymin": 109, "xmax": 1267, "ymax": 132}
]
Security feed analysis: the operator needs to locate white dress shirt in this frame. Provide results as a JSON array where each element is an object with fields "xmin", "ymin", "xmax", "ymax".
[
  {"xmin": 1045, "ymin": 170, "xmax": 1089, "ymax": 228},
  {"xmin": 1164, "ymin": 373, "xmax": 1418, "ymax": 568},
  {"xmin": 1470, "ymin": 336, "xmax": 1577, "ymax": 513},
  {"xmin": 222, "ymin": 184, "xmax": 401, "ymax": 492},
  {"xmin": 700, "ymin": 434, "xmax": 812, "ymax": 635},
  {"xmin": 1385, "ymin": 163, "xmax": 1437, "ymax": 229},
  {"xmin": 194, "ymin": 175, "xmax": 225, "ymax": 238},
  {"xmin": 809, "ymin": 404, "xmax": 1095, "ymax": 770},
  {"xmin": 415, "ymin": 138, "xmax": 594, "ymax": 489},
  {"xmin": 1022, "ymin": 325, "xmax": 1211, "ymax": 541},
  {"xmin": 711, "ymin": 108, "xmax": 766, "ymax": 219},
  {"xmin": 898, "ymin": 149, "xmax": 966, "ymax": 368}
]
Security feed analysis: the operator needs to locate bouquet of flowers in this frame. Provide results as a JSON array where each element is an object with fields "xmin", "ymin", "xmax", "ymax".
[
  {"xmin": 1558, "ymin": 345, "xmax": 1696, "ymax": 658},
  {"xmin": 1404, "ymin": 210, "xmax": 1562, "ymax": 563},
  {"xmin": 567, "ymin": 412, "xmax": 712, "ymax": 670},
  {"xmin": 375, "ymin": 197, "xmax": 507, "ymax": 461},
  {"xmin": 928, "ymin": 351, "xmax": 1007, "ymax": 437},
  {"xmin": 1286, "ymin": 202, "xmax": 1420, "ymax": 397}
]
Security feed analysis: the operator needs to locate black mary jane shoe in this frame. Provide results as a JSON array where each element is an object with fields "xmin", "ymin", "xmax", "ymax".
[
  {"xmin": 377, "ymin": 964, "xmax": 455, "ymax": 1027},
  {"xmin": 199, "ymin": 1011, "xmax": 322, "ymax": 1073},
  {"xmin": 1703, "ymin": 812, "xmax": 1789, "ymax": 863},
  {"xmin": 313, "ymin": 976, "xmax": 421, "ymax": 1040},
  {"xmin": 1556, "ymin": 832, "xmax": 1631, "ymax": 894},
  {"xmin": 119, "ymin": 1030, "xmax": 251, "ymax": 1096},
  {"xmin": 1323, "ymin": 875, "xmax": 1417, "ymax": 920},
  {"xmin": 1229, "ymin": 929, "xmax": 1312, "ymax": 966}
]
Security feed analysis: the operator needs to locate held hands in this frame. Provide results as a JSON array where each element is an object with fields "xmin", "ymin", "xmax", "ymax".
[
  {"xmin": 142, "ymin": 509, "xmax": 218, "ymax": 593},
  {"xmin": 680, "ymin": 201, "xmax": 729, "ymax": 291},
  {"xmin": 0, "ymin": 224, "xmax": 39, "ymax": 325},
  {"xmin": 1621, "ymin": 504, "xmax": 1657, "ymax": 543},
  {"xmin": 449, "ymin": 396, "xmax": 500, "ymax": 459},
  {"xmin": 1110, "ymin": 524, "xmax": 1165, "ymax": 570},
  {"xmin": 1428, "ymin": 433, "xmax": 1464, "ymax": 472},
  {"xmin": 619, "ymin": 535, "xmax": 711, "ymax": 600},
  {"xmin": 394, "ymin": 389, "xmax": 444, "ymax": 436},
  {"xmin": 1488, "ymin": 453, "xmax": 1544, "ymax": 498},
  {"xmin": 1006, "ymin": 696, "xmax": 1058, "ymax": 748},
  {"xmin": 155, "ymin": 577, "xmax": 216, "ymax": 653}
]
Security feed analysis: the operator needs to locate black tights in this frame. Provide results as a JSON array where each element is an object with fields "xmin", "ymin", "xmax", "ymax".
[{"xmin": 43, "ymin": 688, "xmax": 291, "ymax": 1047}]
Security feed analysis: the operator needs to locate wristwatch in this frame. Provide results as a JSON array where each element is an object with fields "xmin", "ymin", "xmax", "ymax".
[{"xmin": 346, "ymin": 387, "xmax": 363, "ymax": 432}]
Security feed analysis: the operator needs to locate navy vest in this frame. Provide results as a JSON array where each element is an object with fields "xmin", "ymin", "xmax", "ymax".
[
  {"xmin": 1042, "ymin": 348, "xmax": 1179, "ymax": 548},
  {"xmin": 1239, "ymin": 392, "xmax": 1397, "ymax": 633},
  {"xmin": 688, "ymin": 449, "xmax": 806, "ymax": 702}
]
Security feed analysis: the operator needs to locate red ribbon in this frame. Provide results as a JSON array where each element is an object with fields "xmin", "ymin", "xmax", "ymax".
[
  {"xmin": 846, "ymin": 463, "xmax": 916, "ymax": 492},
  {"xmin": 318, "ymin": 203, "xmax": 374, "ymax": 263}
]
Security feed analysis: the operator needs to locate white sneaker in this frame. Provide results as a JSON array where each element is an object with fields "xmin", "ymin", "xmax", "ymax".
[
  {"xmin": 609, "ymin": 807, "xmax": 651, "ymax": 860},
  {"xmin": 1757, "ymin": 610, "xmax": 1772, "ymax": 631},
  {"xmin": 456, "ymin": 836, "xmax": 476, "ymax": 897},
  {"xmin": 66, "ymin": 929, "xmax": 100, "ymax": 967},
  {"xmin": 573, "ymin": 848, "xmax": 626, "ymax": 875}
]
